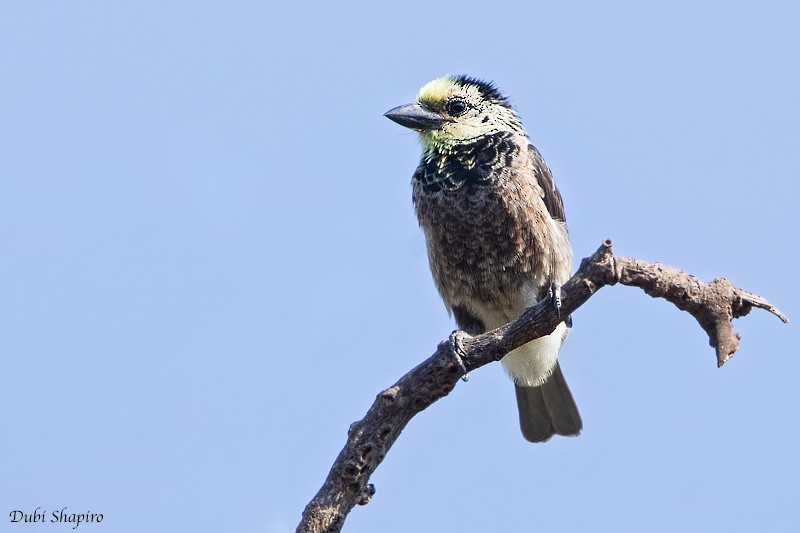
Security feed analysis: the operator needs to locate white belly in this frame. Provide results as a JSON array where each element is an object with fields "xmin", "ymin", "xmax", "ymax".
[{"xmin": 501, "ymin": 321, "xmax": 569, "ymax": 386}]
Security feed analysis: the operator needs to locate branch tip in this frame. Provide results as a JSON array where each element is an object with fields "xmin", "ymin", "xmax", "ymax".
[{"xmin": 740, "ymin": 290, "xmax": 789, "ymax": 324}]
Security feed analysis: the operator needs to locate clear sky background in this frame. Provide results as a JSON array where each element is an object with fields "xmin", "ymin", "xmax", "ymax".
[{"xmin": 2, "ymin": 2, "xmax": 798, "ymax": 532}]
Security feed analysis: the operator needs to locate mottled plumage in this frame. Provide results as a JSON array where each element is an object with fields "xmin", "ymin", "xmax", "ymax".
[{"xmin": 385, "ymin": 75, "xmax": 581, "ymax": 442}]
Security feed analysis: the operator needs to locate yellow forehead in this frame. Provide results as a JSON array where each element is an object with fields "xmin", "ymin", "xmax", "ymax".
[{"xmin": 417, "ymin": 77, "xmax": 481, "ymax": 107}]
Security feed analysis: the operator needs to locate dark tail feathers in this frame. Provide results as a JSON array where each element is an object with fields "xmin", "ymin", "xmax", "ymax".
[{"xmin": 514, "ymin": 362, "xmax": 582, "ymax": 442}]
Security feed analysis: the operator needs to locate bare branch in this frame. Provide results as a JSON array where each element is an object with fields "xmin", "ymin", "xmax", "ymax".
[
  {"xmin": 296, "ymin": 239, "xmax": 787, "ymax": 533},
  {"xmin": 609, "ymin": 254, "xmax": 787, "ymax": 366}
]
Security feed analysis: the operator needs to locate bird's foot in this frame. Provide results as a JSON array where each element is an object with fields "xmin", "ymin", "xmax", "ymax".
[
  {"xmin": 549, "ymin": 282, "xmax": 562, "ymax": 318},
  {"xmin": 448, "ymin": 330, "xmax": 471, "ymax": 382}
]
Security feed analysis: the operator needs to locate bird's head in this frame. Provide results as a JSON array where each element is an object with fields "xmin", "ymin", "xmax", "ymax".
[{"xmin": 385, "ymin": 75, "xmax": 525, "ymax": 153}]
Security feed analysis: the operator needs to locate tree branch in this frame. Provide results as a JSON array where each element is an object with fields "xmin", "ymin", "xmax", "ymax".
[{"xmin": 296, "ymin": 239, "xmax": 787, "ymax": 533}]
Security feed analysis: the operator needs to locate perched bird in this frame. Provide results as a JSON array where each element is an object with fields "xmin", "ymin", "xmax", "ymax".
[{"xmin": 385, "ymin": 75, "xmax": 581, "ymax": 442}]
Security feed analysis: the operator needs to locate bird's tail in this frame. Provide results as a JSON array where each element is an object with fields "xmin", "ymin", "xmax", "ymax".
[{"xmin": 514, "ymin": 362, "xmax": 582, "ymax": 442}]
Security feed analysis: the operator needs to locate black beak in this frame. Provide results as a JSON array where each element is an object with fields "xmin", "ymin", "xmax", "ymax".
[{"xmin": 384, "ymin": 103, "xmax": 446, "ymax": 131}]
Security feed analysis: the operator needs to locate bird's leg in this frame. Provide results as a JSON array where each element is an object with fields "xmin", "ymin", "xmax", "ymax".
[
  {"xmin": 549, "ymin": 282, "xmax": 562, "ymax": 318},
  {"xmin": 448, "ymin": 330, "xmax": 471, "ymax": 382}
]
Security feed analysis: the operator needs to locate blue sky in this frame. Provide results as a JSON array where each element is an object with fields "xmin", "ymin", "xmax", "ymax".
[{"xmin": 2, "ymin": 2, "xmax": 798, "ymax": 532}]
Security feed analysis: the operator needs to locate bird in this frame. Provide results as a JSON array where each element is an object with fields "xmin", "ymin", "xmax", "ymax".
[{"xmin": 384, "ymin": 75, "xmax": 582, "ymax": 442}]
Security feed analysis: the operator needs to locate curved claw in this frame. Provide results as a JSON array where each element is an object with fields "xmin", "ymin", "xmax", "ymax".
[
  {"xmin": 549, "ymin": 282, "xmax": 562, "ymax": 318},
  {"xmin": 448, "ymin": 330, "xmax": 470, "ymax": 382}
]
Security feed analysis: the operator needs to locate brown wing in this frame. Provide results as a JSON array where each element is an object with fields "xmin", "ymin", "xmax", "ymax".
[
  {"xmin": 529, "ymin": 144, "xmax": 566, "ymax": 225},
  {"xmin": 452, "ymin": 305, "xmax": 486, "ymax": 335}
]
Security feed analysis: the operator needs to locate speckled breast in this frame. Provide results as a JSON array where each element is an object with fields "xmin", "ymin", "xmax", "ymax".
[{"xmin": 411, "ymin": 135, "xmax": 558, "ymax": 314}]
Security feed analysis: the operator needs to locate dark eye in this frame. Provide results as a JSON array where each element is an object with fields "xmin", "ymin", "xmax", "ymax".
[{"xmin": 446, "ymin": 99, "xmax": 468, "ymax": 117}]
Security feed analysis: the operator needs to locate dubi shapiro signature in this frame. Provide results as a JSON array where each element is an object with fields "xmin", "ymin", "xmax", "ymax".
[{"xmin": 9, "ymin": 507, "xmax": 103, "ymax": 529}]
